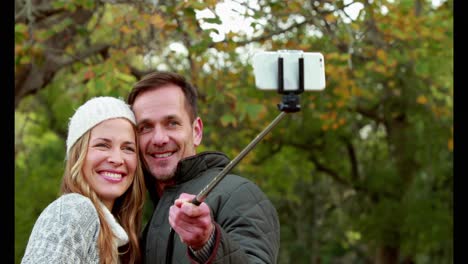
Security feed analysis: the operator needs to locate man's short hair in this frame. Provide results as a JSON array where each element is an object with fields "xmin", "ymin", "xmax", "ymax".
[{"xmin": 127, "ymin": 71, "xmax": 198, "ymax": 122}]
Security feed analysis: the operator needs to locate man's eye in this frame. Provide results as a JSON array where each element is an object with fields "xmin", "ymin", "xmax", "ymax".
[{"xmin": 138, "ymin": 124, "xmax": 152, "ymax": 133}]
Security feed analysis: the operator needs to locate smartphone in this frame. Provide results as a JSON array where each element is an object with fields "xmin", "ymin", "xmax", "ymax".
[{"xmin": 252, "ymin": 50, "xmax": 326, "ymax": 91}]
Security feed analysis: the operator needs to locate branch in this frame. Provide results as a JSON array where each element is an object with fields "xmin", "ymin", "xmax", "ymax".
[
  {"xmin": 250, "ymin": 140, "xmax": 284, "ymax": 165},
  {"xmin": 349, "ymin": 103, "xmax": 384, "ymax": 123},
  {"xmin": 210, "ymin": 17, "xmax": 315, "ymax": 48},
  {"xmin": 341, "ymin": 136, "xmax": 359, "ymax": 181},
  {"xmin": 15, "ymin": 6, "xmax": 27, "ymax": 23},
  {"xmin": 15, "ymin": 43, "xmax": 110, "ymax": 109},
  {"xmin": 15, "ymin": 0, "xmax": 67, "ymax": 24},
  {"xmin": 310, "ymin": 155, "xmax": 349, "ymax": 186},
  {"xmin": 129, "ymin": 66, "xmax": 155, "ymax": 80},
  {"xmin": 56, "ymin": 43, "xmax": 111, "ymax": 67},
  {"xmin": 98, "ymin": 0, "xmax": 151, "ymax": 4},
  {"xmin": 310, "ymin": 155, "xmax": 399, "ymax": 201},
  {"xmin": 172, "ymin": 14, "xmax": 201, "ymax": 81}
]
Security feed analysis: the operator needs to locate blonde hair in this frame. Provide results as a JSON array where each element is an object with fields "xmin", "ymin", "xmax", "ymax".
[{"xmin": 60, "ymin": 124, "xmax": 145, "ymax": 264}]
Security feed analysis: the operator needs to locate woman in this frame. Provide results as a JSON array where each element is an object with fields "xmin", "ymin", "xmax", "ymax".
[{"xmin": 21, "ymin": 96, "xmax": 146, "ymax": 264}]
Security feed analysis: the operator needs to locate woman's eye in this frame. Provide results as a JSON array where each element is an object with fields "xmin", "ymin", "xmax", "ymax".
[
  {"xmin": 123, "ymin": 146, "xmax": 136, "ymax": 153},
  {"xmin": 95, "ymin": 143, "xmax": 110, "ymax": 148}
]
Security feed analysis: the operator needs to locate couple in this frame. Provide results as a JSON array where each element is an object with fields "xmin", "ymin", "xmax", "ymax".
[{"xmin": 21, "ymin": 71, "xmax": 280, "ymax": 264}]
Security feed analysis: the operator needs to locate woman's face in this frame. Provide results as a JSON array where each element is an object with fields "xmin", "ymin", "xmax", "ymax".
[{"xmin": 82, "ymin": 118, "xmax": 137, "ymax": 210}]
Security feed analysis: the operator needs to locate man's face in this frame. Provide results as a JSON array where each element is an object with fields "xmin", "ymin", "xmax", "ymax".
[{"xmin": 132, "ymin": 85, "xmax": 203, "ymax": 182}]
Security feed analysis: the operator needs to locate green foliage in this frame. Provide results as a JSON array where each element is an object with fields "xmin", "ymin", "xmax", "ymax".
[{"xmin": 15, "ymin": 115, "xmax": 64, "ymax": 261}]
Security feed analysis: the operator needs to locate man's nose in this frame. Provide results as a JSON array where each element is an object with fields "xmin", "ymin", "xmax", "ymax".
[{"xmin": 151, "ymin": 126, "xmax": 169, "ymax": 145}]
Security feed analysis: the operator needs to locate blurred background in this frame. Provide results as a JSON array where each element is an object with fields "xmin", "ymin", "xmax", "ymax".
[{"xmin": 14, "ymin": 0, "xmax": 453, "ymax": 263}]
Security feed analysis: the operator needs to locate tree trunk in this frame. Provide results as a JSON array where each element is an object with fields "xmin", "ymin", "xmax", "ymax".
[{"xmin": 15, "ymin": 3, "xmax": 96, "ymax": 109}]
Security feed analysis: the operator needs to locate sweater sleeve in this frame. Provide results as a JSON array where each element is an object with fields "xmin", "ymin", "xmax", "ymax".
[{"xmin": 21, "ymin": 194, "xmax": 100, "ymax": 264}]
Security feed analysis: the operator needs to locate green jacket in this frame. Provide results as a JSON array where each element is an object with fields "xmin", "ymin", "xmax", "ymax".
[{"xmin": 142, "ymin": 151, "xmax": 280, "ymax": 264}]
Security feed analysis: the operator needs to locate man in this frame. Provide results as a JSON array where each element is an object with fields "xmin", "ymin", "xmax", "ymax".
[{"xmin": 128, "ymin": 71, "xmax": 280, "ymax": 263}]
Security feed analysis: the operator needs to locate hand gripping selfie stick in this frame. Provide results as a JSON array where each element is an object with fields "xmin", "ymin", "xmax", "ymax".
[{"xmin": 166, "ymin": 54, "xmax": 305, "ymax": 264}]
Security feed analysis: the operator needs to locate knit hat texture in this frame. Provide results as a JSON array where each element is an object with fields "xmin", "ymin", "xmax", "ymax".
[{"xmin": 66, "ymin": 96, "xmax": 136, "ymax": 158}]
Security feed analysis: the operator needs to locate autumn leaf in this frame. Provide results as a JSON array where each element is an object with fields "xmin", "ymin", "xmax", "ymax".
[
  {"xmin": 84, "ymin": 69, "xmax": 95, "ymax": 80},
  {"xmin": 119, "ymin": 25, "xmax": 132, "ymax": 34},
  {"xmin": 150, "ymin": 14, "xmax": 166, "ymax": 29},
  {"xmin": 416, "ymin": 95, "xmax": 428, "ymax": 105}
]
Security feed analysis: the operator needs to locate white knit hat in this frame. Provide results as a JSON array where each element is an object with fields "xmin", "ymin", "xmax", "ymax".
[{"xmin": 66, "ymin": 96, "xmax": 136, "ymax": 159}]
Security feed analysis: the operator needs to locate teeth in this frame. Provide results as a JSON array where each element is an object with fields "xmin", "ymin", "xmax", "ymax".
[
  {"xmin": 154, "ymin": 152, "xmax": 172, "ymax": 158},
  {"xmin": 102, "ymin": 172, "xmax": 122, "ymax": 179}
]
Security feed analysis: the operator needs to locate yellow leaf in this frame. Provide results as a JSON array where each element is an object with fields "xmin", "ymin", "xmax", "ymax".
[
  {"xmin": 416, "ymin": 95, "xmax": 428, "ymax": 105},
  {"xmin": 448, "ymin": 138, "xmax": 453, "ymax": 151},
  {"xmin": 326, "ymin": 52, "xmax": 340, "ymax": 60},
  {"xmin": 351, "ymin": 86, "xmax": 363, "ymax": 96},
  {"xmin": 150, "ymin": 14, "xmax": 165, "ymax": 29},
  {"xmin": 120, "ymin": 25, "xmax": 132, "ymax": 34},
  {"xmin": 375, "ymin": 64, "xmax": 387, "ymax": 74},
  {"xmin": 376, "ymin": 49, "xmax": 387, "ymax": 61},
  {"xmin": 325, "ymin": 13, "xmax": 336, "ymax": 23},
  {"xmin": 336, "ymin": 100, "xmax": 345, "ymax": 108},
  {"xmin": 15, "ymin": 45, "xmax": 22, "ymax": 55},
  {"xmin": 134, "ymin": 20, "xmax": 147, "ymax": 30},
  {"xmin": 205, "ymin": 0, "xmax": 217, "ymax": 7}
]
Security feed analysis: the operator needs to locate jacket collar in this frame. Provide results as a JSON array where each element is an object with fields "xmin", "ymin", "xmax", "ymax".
[
  {"xmin": 173, "ymin": 151, "xmax": 230, "ymax": 184},
  {"xmin": 145, "ymin": 151, "xmax": 230, "ymax": 205},
  {"xmin": 146, "ymin": 151, "xmax": 230, "ymax": 204}
]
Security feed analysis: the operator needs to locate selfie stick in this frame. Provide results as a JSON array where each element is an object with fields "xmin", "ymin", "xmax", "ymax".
[
  {"xmin": 166, "ymin": 54, "xmax": 305, "ymax": 264},
  {"xmin": 191, "ymin": 54, "xmax": 304, "ymax": 206}
]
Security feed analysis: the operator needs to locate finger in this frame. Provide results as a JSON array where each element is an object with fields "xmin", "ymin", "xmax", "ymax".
[
  {"xmin": 169, "ymin": 204, "xmax": 202, "ymax": 227},
  {"xmin": 174, "ymin": 198, "xmax": 192, "ymax": 208},
  {"xmin": 169, "ymin": 209, "xmax": 214, "ymax": 247},
  {"xmin": 180, "ymin": 201, "xmax": 202, "ymax": 217},
  {"xmin": 181, "ymin": 200, "xmax": 212, "ymax": 218},
  {"xmin": 168, "ymin": 205, "xmax": 179, "ymax": 227},
  {"xmin": 179, "ymin": 193, "xmax": 196, "ymax": 200},
  {"xmin": 174, "ymin": 193, "xmax": 196, "ymax": 207}
]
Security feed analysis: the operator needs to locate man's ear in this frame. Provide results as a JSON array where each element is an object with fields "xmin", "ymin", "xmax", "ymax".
[{"xmin": 192, "ymin": 117, "xmax": 203, "ymax": 147}]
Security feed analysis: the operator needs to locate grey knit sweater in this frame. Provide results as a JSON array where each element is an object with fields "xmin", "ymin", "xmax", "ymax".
[{"xmin": 21, "ymin": 193, "xmax": 128, "ymax": 264}]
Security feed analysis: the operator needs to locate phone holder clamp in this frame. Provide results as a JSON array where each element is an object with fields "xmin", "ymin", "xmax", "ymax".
[{"xmin": 277, "ymin": 55, "xmax": 304, "ymax": 113}]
